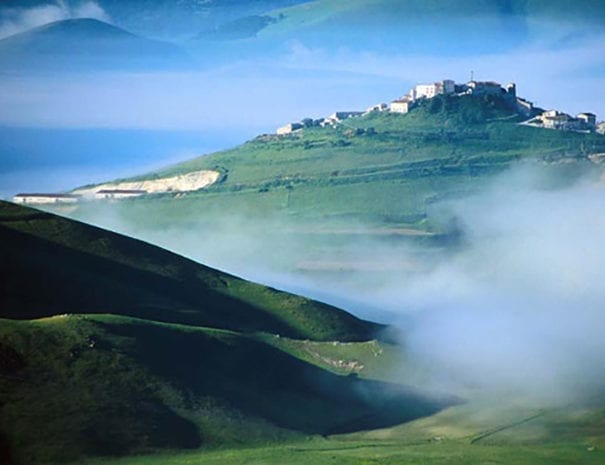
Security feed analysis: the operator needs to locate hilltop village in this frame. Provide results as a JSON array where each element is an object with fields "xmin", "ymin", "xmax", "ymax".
[
  {"xmin": 277, "ymin": 78, "xmax": 604, "ymax": 135},
  {"xmin": 12, "ymin": 78, "xmax": 604, "ymax": 206}
]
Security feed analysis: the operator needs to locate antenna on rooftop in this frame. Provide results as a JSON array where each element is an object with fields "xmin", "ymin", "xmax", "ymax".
[{"xmin": 470, "ymin": 70, "xmax": 474, "ymax": 82}]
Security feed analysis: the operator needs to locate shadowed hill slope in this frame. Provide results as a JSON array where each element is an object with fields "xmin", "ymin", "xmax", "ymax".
[
  {"xmin": 0, "ymin": 315, "xmax": 450, "ymax": 465},
  {"xmin": 0, "ymin": 201, "xmax": 455, "ymax": 465},
  {"xmin": 0, "ymin": 201, "xmax": 381, "ymax": 341}
]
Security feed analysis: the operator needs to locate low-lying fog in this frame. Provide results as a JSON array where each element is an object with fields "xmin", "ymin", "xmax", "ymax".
[{"xmin": 75, "ymin": 164, "xmax": 605, "ymax": 403}]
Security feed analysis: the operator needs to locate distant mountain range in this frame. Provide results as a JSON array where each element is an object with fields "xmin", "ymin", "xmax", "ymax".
[
  {"xmin": 0, "ymin": 0, "xmax": 310, "ymax": 40},
  {"xmin": 0, "ymin": 18, "xmax": 191, "ymax": 72},
  {"xmin": 2, "ymin": 0, "xmax": 604, "ymax": 63}
]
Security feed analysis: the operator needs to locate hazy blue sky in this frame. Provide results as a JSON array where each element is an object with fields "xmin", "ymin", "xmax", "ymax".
[{"xmin": 0, "ymin": 0, "xmax": 604, "ymax": 195}]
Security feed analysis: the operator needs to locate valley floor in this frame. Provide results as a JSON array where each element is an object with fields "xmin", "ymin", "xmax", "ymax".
[
  {"xmin": 81, "ymin": 399, "xmax": 605, "ymax": 465},
  {"xmin": 80, "ymin": 438, "xmax": 604, "ymax": 465}
]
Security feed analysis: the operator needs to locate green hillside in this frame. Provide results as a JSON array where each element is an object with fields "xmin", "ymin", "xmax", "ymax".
[
  {"xmin": 0, "ymin": 201, "xmax": 380, "ymax": 341},
  {"xmin": 0, "ymin": 201, "xmax": 453, "ymax": 465},
  {"xmin": 4, "ymin": 97, "xmax": 605, "ymax": 464},
  {"xmin": 151, "ymin": 94, "xmax": 603, "ymax": 208},
  {"xmin": 64, "ymin": 93, "xmax": 605, "ymax": 244},
  {"xmin": 0, "ymin": 315, "xmax": 446, "ymax": 465}
]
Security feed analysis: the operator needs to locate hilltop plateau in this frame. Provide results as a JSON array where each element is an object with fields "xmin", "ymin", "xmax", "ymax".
[{"xmin": 45, "ymin": 87, "xmax": 605, "ymax": 292}]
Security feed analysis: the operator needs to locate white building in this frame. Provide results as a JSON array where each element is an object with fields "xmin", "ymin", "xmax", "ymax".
[
  {"xmin": 390, "ymin": 98, "xmax": 413, "ymax": 114},
  {"xmin": 410, "ymin": 79, "xmax": 455, "ymax": 101},
  {"xmin": 540, "ymin": 110, "xmax": 582, "ymax": 130},
  {"xmin": 597, "ymin": 122, "xmax": 605, "ymax": 135},
  {"xmin": 327, "ymin": 111, "xmax": 364, "ymax": 123},
  {"xmin": 365, "ymin": 103, "xmax": 388, "ymax": 113},
  {"xmin": 12, "ymin": 193, "xmax": 80, "ymax": 204},
  {"xmin": 276, "ymin": 122, "xmax": 303, "ymax": 135},
  {"xmin": 95, "ymin": 189, "xmax": 147, "ymax": 200}
]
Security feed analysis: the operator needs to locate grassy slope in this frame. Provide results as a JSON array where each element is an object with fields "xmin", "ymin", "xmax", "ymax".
[
  {"xmin": 26, "ymin": 95, "xmax": 605, "ymax": 465},
  {"xmin": 0, "ymin": 201, "xmax": 380, "ymax": 342},
  {"xmin": 4, "ymin": 314, "xmax": 602, "ymax": 465},
  {"xmin": 80, "ymin": 437, "xmax": 605, "ymax": 465},
  {"xmin": 0, "ymin": 202, "xmax": 455, "ymax": 464},
  {"xmin": 78, "ymin": 400, "xmax": 605, "ymax": 465},
  {"xmin": 68, "ymin": 94, "xmax": 605, "ymax": 232},
  {"xmin": 0, "ymin": 315, "xmax": 446, "ymax": 465}
]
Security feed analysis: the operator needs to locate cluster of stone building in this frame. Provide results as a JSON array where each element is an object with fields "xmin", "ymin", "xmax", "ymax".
[
  {"xmin": 276, "ymin": 111, "xmax": 366, "ymax": 135},
  {"xmin": 525, "ymin": 109, "xmax": 600, "ymax": 132},
  {"xmin": 276, "ymin": 79, "xmax": 525, "ymax": 135},
  {"xmin": 12, "ymin": 189, "xmax": 147, "ymax": 205},
  {"xmin": 390, "ymin": 79, "xmax": 604, "ymax": 133},
  {"xmin": 276, "ymin": 77, "xmax": 604, "ymax": 136},
  {"xmin": 389, "ymin": 79, "xmax": 526, "ymax": 115}
]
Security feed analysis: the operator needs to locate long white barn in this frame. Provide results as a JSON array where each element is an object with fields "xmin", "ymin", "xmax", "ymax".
[{"xmin": 12, "ymin": 193, "xmax": 81, "ymax": 204}]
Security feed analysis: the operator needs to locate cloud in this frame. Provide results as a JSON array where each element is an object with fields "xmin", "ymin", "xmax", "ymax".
[
  {"xmin": 201, "ymin": 166, "xmax": 605, "ymax": 403},
  {"xmin": 72, "ymin": 1, "xmax": 109, "ymax": 22},
  {"xmin": 280, "ymin": 31, "xmax": 605, "ymax": 119},
  {"xmin": 389, "ymin": 167, "xmax": 605, "ymax": 401},
  {"xmin": 0, "ymin": 1, "xmax": 111, "ymax": 39},
  {"xmin": 69, "ymin": 160, "xmax": 605, "ymax": 404},
  {"xmin": 1, "ymin": 31, "xmax": 602, "ymax": 131}
]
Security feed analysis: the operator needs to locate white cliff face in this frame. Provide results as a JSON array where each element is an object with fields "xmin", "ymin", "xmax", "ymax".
[{"xmin": 74, "ymin": 169, "xmax": 221, "ymax": 197}]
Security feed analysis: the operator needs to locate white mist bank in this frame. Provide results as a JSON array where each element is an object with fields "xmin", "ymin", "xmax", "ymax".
[
  {"xmin": 396, "ymin": 169, "xmax": 605, "ymax": 401},
  {"xmin": 70, "ymin": 164, "xmax": 605, "ymax": 402}
]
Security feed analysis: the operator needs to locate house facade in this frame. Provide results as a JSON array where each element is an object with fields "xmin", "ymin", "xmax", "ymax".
[
  {"xmin": 409, "ymin": 79, "xmax": 455, "ymax": 101},
  {"xmin": 365, "ymin": 103, "xmax": 388, "ymax": 113},
  {"xmin": 276, "ymin": 122, "xmax": 303, "ymax": 135},
  {"xmin": 390, "ymin": 98, "xmax": 412, "ymax": 114},
  {"xmin": 527, "ymin": 110, "xmax": 599, "ymax": 132},
  {"xmin": 327, "ymin": 111, "xmax": 364, "ymax": 123}
]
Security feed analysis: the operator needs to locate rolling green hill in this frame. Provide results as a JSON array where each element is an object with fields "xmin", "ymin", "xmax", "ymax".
[
  {"xmin": 71, "ymin": 93, "xmax": 605, "ymax": 228},
  {"xmin": 0, "ymin": 315, "xmax": 446, "ymax": 465},
  {"xmin": 5, "ymin": 96, "xmax": 605, "ymax": 464},
  {"xmin": 61, "ymin": 93, "xmax": 605, "ymax": 282},
  {"xmin": 0, "ymin": 201, "xmax": 454, "ymax": 465},
  {"xmin": 0, "ymin": 200, "xmax": 380, "ymax": 341}
]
